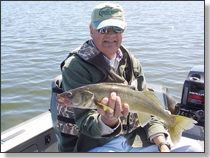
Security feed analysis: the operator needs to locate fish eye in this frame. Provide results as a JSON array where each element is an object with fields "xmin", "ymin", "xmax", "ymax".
[{"xmin": 66, "ymin": 92, "xmax": 72, "ymax": 98}]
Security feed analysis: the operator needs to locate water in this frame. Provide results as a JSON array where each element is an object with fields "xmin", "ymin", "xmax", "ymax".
[{"xmin": 1, "ymin": 1, "xmax": 204, "ymax": 132}]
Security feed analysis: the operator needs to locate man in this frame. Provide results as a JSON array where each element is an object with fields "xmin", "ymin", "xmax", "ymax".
[{"xmin": 59, "ymin": 2, "xmax": 202, "ymax": 152}]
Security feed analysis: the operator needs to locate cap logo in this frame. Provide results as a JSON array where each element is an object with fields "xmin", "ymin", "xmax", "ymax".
[{"xmin": 99, "ymin": 7, "xmax": 119, "ymax": 17}]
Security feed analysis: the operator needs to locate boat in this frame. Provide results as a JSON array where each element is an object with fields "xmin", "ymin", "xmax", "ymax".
[{"xmin": 1, "ymin": 65, "xmax": 205, "ymax": 152}]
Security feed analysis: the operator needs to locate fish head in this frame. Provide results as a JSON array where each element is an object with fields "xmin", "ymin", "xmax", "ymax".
[
  {"xmin": 57, "ymin": 89, "xmax": 83, "ymax": 107},
  {"xmin": 57, "ymin": 89, "xmax": 95, "ymax": 109}
]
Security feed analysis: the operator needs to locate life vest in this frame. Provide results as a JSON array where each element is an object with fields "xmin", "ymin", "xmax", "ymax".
[
  {"xmin": 50, "ymin": 74, "xmax": 79, "ymax": 145},
  {"xmin": 50, "ymin": 41, "xmax": 146, "ymax": 141}
]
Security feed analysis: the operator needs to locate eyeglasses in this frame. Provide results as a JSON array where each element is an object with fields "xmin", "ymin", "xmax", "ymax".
[{"xmin": 97, "ymin": 26, "xmax": 124, "ymax": 34}]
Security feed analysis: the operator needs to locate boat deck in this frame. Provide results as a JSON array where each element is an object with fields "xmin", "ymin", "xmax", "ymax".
[{"xmin": 1, "ymin": 111, "xmax": 205, "ymax": 152}]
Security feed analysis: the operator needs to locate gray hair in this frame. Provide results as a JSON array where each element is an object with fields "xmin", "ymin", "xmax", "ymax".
[{"xmin": 90, "ymin": 22, "xmax": 96, "ymax": 29}]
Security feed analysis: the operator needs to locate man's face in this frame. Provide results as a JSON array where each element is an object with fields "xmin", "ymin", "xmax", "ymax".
[{"xmin": 90, "ymin": 25, "xmax": 124, "ymax": 59}]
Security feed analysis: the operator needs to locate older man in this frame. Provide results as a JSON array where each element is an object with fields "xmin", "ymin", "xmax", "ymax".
[{"xmin": 58, "ymin": 2, "xmax": 202, "ymax": 152}]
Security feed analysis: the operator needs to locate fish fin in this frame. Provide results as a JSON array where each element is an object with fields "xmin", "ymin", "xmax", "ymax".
[
  {"xmin": 99, "ymin": 83, "xmax": 136, "ymax": 90},
  {"xmin": 81, "ymin": 90, "xmax": 113, "ymax": 113},
  {"xmin": 137, "ymin": 113, "xmax": 151, "ymax": 127},
  {"xmin": 165, "ymin": 93, "xmax": 178, "ymax": 114},
  {"xmin": 95, "ymin": 101, "xmax": 114, "ymax": 113},
  {"xmin": 142, "ymin": 90, "xmax": 164, "ymax": 108},
  {"xmin": 166, "ymin": 115, "xmax": 197, "ymax": 144}
]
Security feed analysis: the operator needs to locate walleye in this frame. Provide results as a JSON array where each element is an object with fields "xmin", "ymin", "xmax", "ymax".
[{"xmin": 57, "ymin": 83, "xmax": 197, "ymax": 144}]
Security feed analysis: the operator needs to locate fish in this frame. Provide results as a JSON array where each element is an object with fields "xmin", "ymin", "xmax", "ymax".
[{"xmin": 57, "ymin": 83, "xmax": 197, "ymax": 144}]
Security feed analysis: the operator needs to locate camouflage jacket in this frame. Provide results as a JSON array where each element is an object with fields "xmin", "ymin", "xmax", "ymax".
[{"xmin": 58, "ymin": 40, "xmax": 168, "ymax": 152}]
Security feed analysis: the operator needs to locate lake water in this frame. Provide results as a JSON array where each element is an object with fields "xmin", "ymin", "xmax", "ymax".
[{"xmin": 1, "ymin": 1, "xmax": 204, "ymax": 132}]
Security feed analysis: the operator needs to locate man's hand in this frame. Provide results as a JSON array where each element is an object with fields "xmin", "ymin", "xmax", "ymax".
[
  {"xmin": 153, "ymin": 135, "xmax": 170, "ymax": 152},
  {"xmin": 97, "ymin": 92, "xmax": 129, "ymax": 128}
]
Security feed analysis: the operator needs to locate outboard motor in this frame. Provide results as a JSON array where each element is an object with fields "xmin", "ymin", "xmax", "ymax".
[{"xmin": 177, "ymin": 65, "xmax": 204, "ymax": 127}]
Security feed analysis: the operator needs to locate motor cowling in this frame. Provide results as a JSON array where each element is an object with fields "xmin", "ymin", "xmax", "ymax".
[{"xmin": 178, "ymin": 65, "xmax": 204, "ymax": 127}]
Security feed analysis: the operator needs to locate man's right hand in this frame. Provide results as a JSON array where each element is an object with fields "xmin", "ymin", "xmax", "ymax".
[{"xmin": 97, "ymin": 92, "xmax": 129, "ymax": 128}]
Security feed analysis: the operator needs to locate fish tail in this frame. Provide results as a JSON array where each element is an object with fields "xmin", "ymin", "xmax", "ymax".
[{"xmin": 166, "ymin": 115, "xmax": 197, "ymax": 144}]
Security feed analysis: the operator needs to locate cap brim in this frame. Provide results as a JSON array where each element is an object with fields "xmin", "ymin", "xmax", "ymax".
[{"xmin": 93, "ymin": 19, "xmax": 125, "ymax": 30}]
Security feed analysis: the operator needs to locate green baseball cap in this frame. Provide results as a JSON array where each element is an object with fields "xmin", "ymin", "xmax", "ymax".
[{"xmin": 91, "ymin": 3, "xmax": 126, "ymax": 30}]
